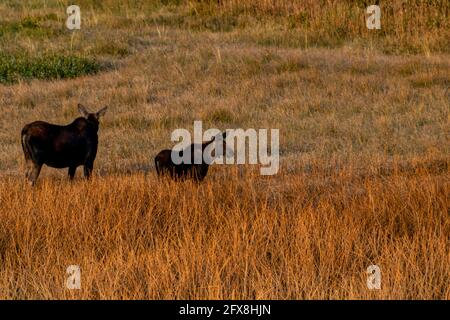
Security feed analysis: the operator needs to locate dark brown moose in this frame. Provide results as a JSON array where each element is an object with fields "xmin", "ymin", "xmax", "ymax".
[
  {"xmin": 155, "ymin": 132, "xmax": 227, "ymax": 182},
  {"xmin": 21, "ymin": 104, "xmax": 107, "ymax": 185}
]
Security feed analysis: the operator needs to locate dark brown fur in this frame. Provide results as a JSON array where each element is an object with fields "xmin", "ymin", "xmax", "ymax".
[
  {"xmin": 21, "ymin": 104, "xmax": 107, "ymax": 185},
  {"xmin": 155, "ymin": 132, "xmax": 227, "ymax": 182}
]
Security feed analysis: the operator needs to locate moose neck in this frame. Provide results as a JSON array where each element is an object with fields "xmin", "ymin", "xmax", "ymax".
[{"xmin": 86, "ymin": 116, "xmax": 100, "ymax": 132}]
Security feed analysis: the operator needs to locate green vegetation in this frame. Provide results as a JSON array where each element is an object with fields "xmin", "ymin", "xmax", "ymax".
[
  {"xmin": 0, "ymin": 54, "xmax": 101, "ymax": 84},
  {"xmin": 0, "ymin": 15, "xmax": 60, "ymax": 38},
  {"xmin": 0, "ymin": 0, "xmax": 448, "ymax": 84}
]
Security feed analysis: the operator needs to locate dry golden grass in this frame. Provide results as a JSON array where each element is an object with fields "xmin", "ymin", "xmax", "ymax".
[
  {"xmin": 0, "ymin": 0, "xmax": 449, "ymax": 299},
  {"xmin": 0, "ymin": 166, "xmax": 448, "ymax": 299}
]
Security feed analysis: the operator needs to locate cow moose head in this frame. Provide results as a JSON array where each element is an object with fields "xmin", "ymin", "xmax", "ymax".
[{"xmin": 78, "ymin": 104, "xmax": 108, "ymax": 131}]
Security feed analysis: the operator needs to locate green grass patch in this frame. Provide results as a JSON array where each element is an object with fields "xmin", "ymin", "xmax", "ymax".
[
  {"xmin": 0, "ymin": 16, "xmax": 60, "ymax": 39},
  {"xmin": 0, "ymin": 53, "xmax": 102, "ymax": 84}
]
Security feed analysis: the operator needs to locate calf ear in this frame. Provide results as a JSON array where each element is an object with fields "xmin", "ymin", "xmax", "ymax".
[
  {"xmin": 96, "ymin": 106, "xmax": 108, "ymax": 118},
  {"xmin": 78, "ymin": 104, "xmax": 89, "ymax": 118}
]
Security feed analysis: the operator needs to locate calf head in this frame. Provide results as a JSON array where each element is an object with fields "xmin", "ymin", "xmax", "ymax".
[
  {"xmin": 78, "ymin": 104, "xmax": 108, "ymax": 130},
  {"xmin": 203, "ymin": 131, "xmax": 231, "ymax": 164}
]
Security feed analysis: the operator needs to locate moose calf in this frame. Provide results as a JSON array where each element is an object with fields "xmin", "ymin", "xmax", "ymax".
[
  {"xmin": 155, "ymin": 132, "xmax": 227, "ymax": 182},
  {"xmin": 21, "ymin": 104, "xmax": 107, "ymax": 185}
]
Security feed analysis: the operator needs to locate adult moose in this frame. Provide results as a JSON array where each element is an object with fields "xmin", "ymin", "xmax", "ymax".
[
  {"xmin": 155, "ymin": 131, "xmax": 227, "ymax": 182},
  {"xmin": 21, "ymin": 104, "xmax": 107, "ymax": 186}
]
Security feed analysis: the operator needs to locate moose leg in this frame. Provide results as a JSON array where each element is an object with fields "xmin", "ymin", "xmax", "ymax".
[
  {"xmin": 24, "ymin": 160, "xmax": 34, "ymax": 180},
  {"xmin": 28, "ymin": 163, "xmax": 42, "ymax": 186},
  {"xmin": 84, "ymin": 162, "xmax": 93, "ymax": 179},
  {"xmin": 68, "ymin": 166, "xmax": 77, "ymax": 180}
]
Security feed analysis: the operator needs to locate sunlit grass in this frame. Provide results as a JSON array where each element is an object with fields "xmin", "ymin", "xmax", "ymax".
[{"xmin": 0, "ymin": 0, "xmax": 448, "ymax": 300}]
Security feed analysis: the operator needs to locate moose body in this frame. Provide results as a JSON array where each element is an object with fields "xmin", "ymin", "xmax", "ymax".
[
  {"xmin": 155, "ymin": 132, "xmax": 227, "ymax": 182},
  {"xmin": 154, "ymin": 147, "xmax": 210, "ymax": 182},
  {"xmin": 21, "ymin": 104, "xmax": 107, "ymax": 185}
]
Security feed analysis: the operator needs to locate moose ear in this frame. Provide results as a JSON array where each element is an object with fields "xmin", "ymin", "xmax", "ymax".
[
  {"xmin": 78, "ymin": 104, "xmax": 89, "ymax": 118},
  {"xmin": 96, "ymin": 106, "xmax": 108, "ymax": 118}
]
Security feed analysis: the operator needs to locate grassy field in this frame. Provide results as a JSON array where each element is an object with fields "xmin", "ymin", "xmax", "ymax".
[{"xmin": 0, "ymin": 0, "xmax": 449, "ymax": 299}]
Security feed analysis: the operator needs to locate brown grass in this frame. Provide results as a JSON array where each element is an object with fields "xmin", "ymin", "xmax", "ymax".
[
  {"xmin": 0, "ymin": 166, "xmax": 448, "ymax": 299},
  {"xmin": 0, "ymin": 0, "xmax": 449, "ymax": 299}
]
